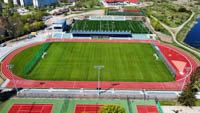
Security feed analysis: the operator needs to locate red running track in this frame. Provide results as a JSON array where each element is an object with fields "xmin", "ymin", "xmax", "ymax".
[
  {"xmin": 8, "ymin": 104, "xmax": 53, "ymax": 113},
  {"xmin": 75, "ymin": 104, "xmax": 103, "ymax": 113},
  {"xmin": 1, "ymin": 39, "xmax": 198, "ymax": 90},
  {"xmin": 136, "ymin": 105, "xmax": 159, "ymax": 113}
]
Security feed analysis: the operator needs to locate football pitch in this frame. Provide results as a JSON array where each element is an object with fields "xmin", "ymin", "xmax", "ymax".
[
  {"xmin": 71, "ymin": 20, "xmax": 151, "ymax": 34},
  {"xmin": 10, "ymin": 42, "xmax": 174, "ymax": 82}
]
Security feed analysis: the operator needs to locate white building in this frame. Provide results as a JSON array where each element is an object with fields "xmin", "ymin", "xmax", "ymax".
[
  {"xmin": 4, "ymin": 0, "xmax": 57, "ymax": 7},
  {"xmin": 33, "ymin": 0, "xmax": 57, "ymax": 8},
  {"xmin": 4, "ymin": 0, "xmax": 18, "ymax": 5}
]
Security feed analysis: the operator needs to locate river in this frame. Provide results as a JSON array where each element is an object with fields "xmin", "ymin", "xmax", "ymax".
[{"xmin": 184, "ymin": 18, "xmax": 200, "ymax": 49}]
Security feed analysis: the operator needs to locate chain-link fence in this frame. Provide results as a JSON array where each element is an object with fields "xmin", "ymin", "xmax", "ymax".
[
  {"xmin": 151, "ymin": 42, "xmax": 176, "ymax": 78},
  {"xmin": 24, "ymin": 42, "xmax": 51, "ymax": 74}
]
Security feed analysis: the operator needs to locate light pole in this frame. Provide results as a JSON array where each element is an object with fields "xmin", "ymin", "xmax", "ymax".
[
  {"xmin": 7, "ymin": 64, "xmax": 18, "ymax": 92},
  {"xmin": 181, "ymin": 67, "xmax": 191, "ymax": 91},
  {"xmin": 94, "ymin": 65, "xmax": 104, "ymax": 95}
]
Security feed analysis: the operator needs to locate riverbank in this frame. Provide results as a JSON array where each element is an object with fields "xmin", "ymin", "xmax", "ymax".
[
  {"xmin": 176, "ymin": 10, "xmax": 200, "ymax": 56},
  {"xmin": 176, "ymin": 11, "xmax": 199, "ymax": 42},
  {"xmin": 184, "ymin": 18, "xmax": 200, "ymax": 49}
]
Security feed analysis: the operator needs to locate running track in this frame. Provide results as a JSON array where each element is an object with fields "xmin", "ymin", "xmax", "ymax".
[{"xmin": 1, "ymin": 39, "xmax": 198, "ymax": 90}]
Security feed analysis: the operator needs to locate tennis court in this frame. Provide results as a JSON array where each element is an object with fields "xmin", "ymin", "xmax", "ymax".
[
  {"xmin": 75, "ymin": 104, "xmax": 103, "ymax": 113},
  {"xmin": 137, "ymin": 105, "xmax": 159, "ymax": 113},
  {"xmin": 8, "ymin": 103, "xmax": 53, "ymax": 113},
  {"xmin": 0, "ymin": 98, "xmax": 163, "ymax": 113}
]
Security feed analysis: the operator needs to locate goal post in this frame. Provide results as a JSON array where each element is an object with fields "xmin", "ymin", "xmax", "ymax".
[
  {"xmin": 151, "ymin": 42, "xmax": 176, "ymax": 78},
  {"xmin": 24, "ymin": 42, "xmax": 51, "ymax": 74}
]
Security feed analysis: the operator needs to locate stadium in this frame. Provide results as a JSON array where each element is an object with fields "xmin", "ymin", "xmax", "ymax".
[
  {"xmin": 0, "ymin": 14, "xmax": 198, "ymax": 90},
  {"xmin": 1, "ymin": 38, "xmax": 197, "ymax": 90},
  {"xmin": 0, "ymin": 15, "xmax": 198, "ymax": 113}
]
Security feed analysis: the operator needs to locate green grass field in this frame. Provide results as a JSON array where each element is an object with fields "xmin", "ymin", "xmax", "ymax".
[
  {"xmin": 72, "ymin": 20, "xmax": 151, "ymax": 34},
  {"xmin": 0, "ymin": 98, "xmax": 157, "ymax": 113},
  {"xmin": 10, "ymin": 42, "xmax": 174, "ymax": 82}
]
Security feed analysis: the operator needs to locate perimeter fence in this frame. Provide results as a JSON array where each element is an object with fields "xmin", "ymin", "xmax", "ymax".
[
  {"xmin": 24, "ymin": 42, "xmax": 51, "ymax": 74},
  {"xmin": 151, "ymin": 42, "xmax": 176, "ymax": 78}
]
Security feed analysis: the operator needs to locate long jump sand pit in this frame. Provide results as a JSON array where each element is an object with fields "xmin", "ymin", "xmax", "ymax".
[{"xmin": 162, "ymin": 106, "xmax": 200, "ymax": 113}]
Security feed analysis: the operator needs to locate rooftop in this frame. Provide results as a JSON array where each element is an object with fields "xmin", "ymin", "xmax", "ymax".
[
  {"xmin": 105, "ymin": 0, "xmax": 140, "ymax": 3},
  {"xmin": 53, "ymin": 20, "xmax": 66, "ymax": 24}
]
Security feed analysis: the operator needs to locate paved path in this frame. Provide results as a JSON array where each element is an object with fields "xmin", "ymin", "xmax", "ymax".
[
  {"xmin": 151, "ymin": 12, "xmax": 200, "ymax": 57},
  {"xmin": 45, "ymin": 10, "xmax": 105, "ymax": 26},
  {"xmin": 0, "ymin": 31, "xmax": 48, "ymax": 62}
]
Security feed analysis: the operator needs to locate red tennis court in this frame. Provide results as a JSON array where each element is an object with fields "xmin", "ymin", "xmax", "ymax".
[
  {"xmin": 75, "ymin": 104, "xmax": 103, "ymax": 113},
  {"xmin": 8, "ymin": 103, "xmax": 53, "ymax": 113},
  {"xmin": 136, "ymin": 105, "xmax": 159, "ymax": 113}
]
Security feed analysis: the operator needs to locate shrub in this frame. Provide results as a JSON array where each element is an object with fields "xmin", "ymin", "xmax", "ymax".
[{"xmin": 99, "ymin": 104, "xmax": 125, "ymax": 113}]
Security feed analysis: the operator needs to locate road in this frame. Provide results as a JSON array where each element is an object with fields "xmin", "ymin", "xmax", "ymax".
[
  {"xmin": 45, "ymin": 10, "xmax": 105, "ymax": 26},
  {"xmin": 151, "ymin": 12, "xmax": 200, "ymax": 57}
]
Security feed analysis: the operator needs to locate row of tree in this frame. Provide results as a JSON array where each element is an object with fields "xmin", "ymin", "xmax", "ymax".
[
  {"xmin": 74, "ymin": 0, "xmax": 102, "ymax": 8},
  {"xmin": 0, "ymin": 10, "xmax": 46, "ymax": 42},
  {"xmin": 150, "ymin": 17, "xmax": 165, "ymax": 32}
]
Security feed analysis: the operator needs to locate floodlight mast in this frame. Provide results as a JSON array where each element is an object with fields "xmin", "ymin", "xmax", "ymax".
[
  {"xmin": 181, "ymin": 67, "xmax": 191, "ymax": 91},
  {"xmin": 7, "ymin": 64, "xmax": 18, "ymax": 92},
  {"xmin": 94, "ymin": 65, "xmax": 104, "ymax": 95}
]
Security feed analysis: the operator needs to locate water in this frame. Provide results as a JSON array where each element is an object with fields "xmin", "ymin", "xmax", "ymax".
[{"xmin": 184, "ymin": 18, "xmax": 200, "ymax": 49}]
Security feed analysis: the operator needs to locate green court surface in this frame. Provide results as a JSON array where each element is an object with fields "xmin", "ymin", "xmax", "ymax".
[
  {"xmin": 10, "ymin": 42, "xmax": 174, "ymax": 82},
  {"xmin": 72, "ymin": 20, "xmax": 151, "ymax": 34},
  {"xmin": 0, "ymin": 98, "xmax": 158, "ymax": 113},
  {"xmin": 0, "ymin": 98, "xmax": 64, "ymax": 113}
]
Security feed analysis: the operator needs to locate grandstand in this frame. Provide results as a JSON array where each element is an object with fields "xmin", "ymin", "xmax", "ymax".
[
  {"xmin": 106, "ymin": 9, "xmax": 145, "ymax": 16},
  {"xmin": 52, "ymin": 32, "xmax": 72, "ymax": 39}
]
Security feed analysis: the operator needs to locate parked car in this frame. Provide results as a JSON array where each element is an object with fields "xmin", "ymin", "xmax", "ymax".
[
  {"xmin": 0, "ymin": 43, "xmax": 6, "ymax": 47},
  {"xmin": 28, "ymin": 34, "xmax": 35, "ymax": 39}
]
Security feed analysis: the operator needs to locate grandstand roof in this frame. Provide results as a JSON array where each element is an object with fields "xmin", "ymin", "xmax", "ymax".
[
  {"xmin": 72, "ymin": 30, "xmax": 131, "ymax": 35},
  {"xmin": 53, "ymin": 19, "xmax": 66, "ymax": 25},
  {"xmin": 105, "ymin": 0, "xmax": 140, "ymax": 3}
]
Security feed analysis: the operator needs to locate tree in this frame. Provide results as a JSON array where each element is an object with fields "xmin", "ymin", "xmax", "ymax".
[
  {"xmin": 34, "ymin": 11, "xmax": 44, "ymax": 21},
  {"xmin": 178, "ymin": 66, "xmax": 200, "ymax": 107},
  {"xmin": 99, "ymin": 104, "xmax": 125, "ymax": 113},
  {"xmin": 8, "ymin": 0, "xmax": 14, "ymax": 8},
  {"xmin": 189, "ymin": 66, "xmax": 200, "ymax": 92},
  {"xmin": 178, "ymin": 7, "xmax": 187, "ymax": 12},
  {"xmin": 31, "ymin": 21, "xmax": 45, "ymax": 31},
  {"xmin": 178, "ymin": 83, "xmax": 196, "ymax": 107},
  {"xmin": 24, "ymin": 23, "xmax": 30, "ymax": 33},
  {"xmin": 16, "ymin": 22, "xmax": 25, "ymax": 37}
]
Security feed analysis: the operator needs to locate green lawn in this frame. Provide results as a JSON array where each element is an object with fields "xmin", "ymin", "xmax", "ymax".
[
  {"xmin": 72, "ymin": 20, "xmax": 151, "ymax": 34},
  {"xmin": 10, "ymin": 42, "xmax": 174, "ymax": 82},
  {"xmin": 144, "ymin": 3, "xmax": 192, "ymax": 27},
  {"xmin": 160, "ymin": 100, "xmax": 200, "ymax": 106}
]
